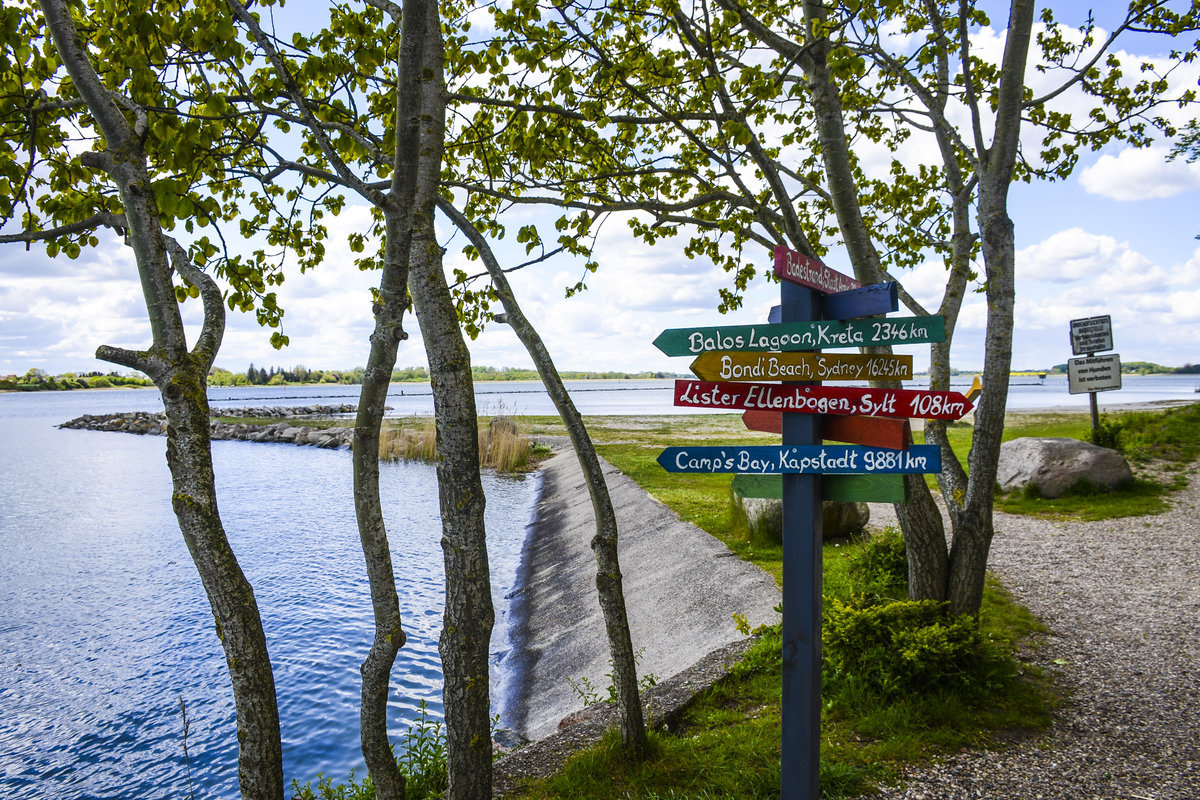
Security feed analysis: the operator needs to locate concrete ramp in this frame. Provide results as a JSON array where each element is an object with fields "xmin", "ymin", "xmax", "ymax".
[{"xmin": 501, "ymin": 447, "xmax": 782, "ymax": 740}]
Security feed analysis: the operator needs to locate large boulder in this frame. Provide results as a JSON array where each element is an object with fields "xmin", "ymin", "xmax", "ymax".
[
  {"xmin": 996, "ymin": 437, "xmax": 1133, "ymax": 499},
  {"xmin": 735, "ymin": 494, "xmax": 868, "ymax": 543}
]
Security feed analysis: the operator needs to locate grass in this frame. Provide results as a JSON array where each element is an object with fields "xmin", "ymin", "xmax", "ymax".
[
  {"xmin": 501, "ymin": 412, "xmax": 1079, "ymax": 800},
  {"xmin": 919, "ymin": 402, "xmax": 1200, "ymax": 520},
  {"xmin": 377, "ymin": 414, "xmax": 552, "ymax": 472},
  {"xmin": 244, "ymin": 404, "xmax": 1199, "ymax": 798},
  {"xmin": 507, "ymin": 531, "xmax": 1053, "ymax": 800}
]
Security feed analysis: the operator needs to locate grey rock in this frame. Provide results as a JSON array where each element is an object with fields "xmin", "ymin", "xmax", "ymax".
[
  {"xmin": 734, "ymin": 493, "xmax": 869, "ymax": 543},
  {"xmin": 997, "ymin": 437, "xmax": 1133, "ymax": 499}
]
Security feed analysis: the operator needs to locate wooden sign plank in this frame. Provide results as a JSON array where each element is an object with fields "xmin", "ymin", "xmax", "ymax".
[
  {"xmin": 676, "ymin": 380, "xmax": 973, "ymax": 420},
  {"xmin": 691, "ymin": 351, "xmax": 913, "ymax": 382},
  {"xmin": 742, "ymin": 410, "xmax": 911, "ymax": 450},
  {"xmin": 653, "ymin": 315, "xmax": 946, "ymax": 357},
  {"xmin": 769, "ymin": 282, "xmax": 898, "ymax": 324},
  {"xmin": 773, "ymin": 246, "xmax": 861, "ymax": 294},
  {"xmin": 732, "ymin": 473, "xmax": 909, "ymax": 504},
  {"xmin": 658, "ymin": 444, "xmax": 941, "ymax": 474}
]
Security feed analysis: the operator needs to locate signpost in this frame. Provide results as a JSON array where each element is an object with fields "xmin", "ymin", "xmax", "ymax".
[
  {"xmin": 731, "ymin": 473, "xmax": 908, "ymax": 504},
  {"xmin": 742, "ymin": 410, "xmax": 911, "ymax": 450},
  {"xmin": 774, "ymin": 245, "xmax": 861, "ymax": 294},
  {"xmin": 1067, "ymin": 315, "xmax": 1120, "ymax": 437},
  {"xmin": 657, "ymin": 444, "xmax": 941, "ymax": 474},
  {"xmin": 674, "ymin": 379, "xmax": 973, "ymax": 421},
  {"xmin": 652, "ymin": 315, "xmax": 947, "ymax": 356},
  {"xmin": 653, "ymin": 248, "xmax": 960, "ymax": 800},
  {"xmin": 690, "ymin": 351, "xmax": 913, "ymax": 382},
  {"xmin": 1070, "ymin": 315, "xmax": 1113, "ymax": 356},
  {"xmin": 769, "ymin": 281, "xmax": 899, "ymax": 322}
]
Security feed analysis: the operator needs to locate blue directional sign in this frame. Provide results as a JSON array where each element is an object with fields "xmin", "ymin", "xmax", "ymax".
[{"xmin": 656, "ymin": 444, "xmax": 941, "ymax": 475}]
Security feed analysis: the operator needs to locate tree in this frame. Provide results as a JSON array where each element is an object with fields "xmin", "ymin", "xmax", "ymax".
[
  {"xmin": 0, "ymin": 0, "xmax": 284, "ymax": 796},
  {"xmin": 479, "ymin": 0, "xmax": 1198, "ymax": 616},
  {"xmin": 440, "ymin": 199, "xmax": 648, "ymax": 753},
  {"xmin": 221, "ymin": 0, "xmax": 497, "ymax": 793}
]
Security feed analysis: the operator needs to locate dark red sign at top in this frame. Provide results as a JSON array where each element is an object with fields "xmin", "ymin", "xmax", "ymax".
[{"xmin": 773, "ymin": 246, "xmax": 861, "ymax": 294}]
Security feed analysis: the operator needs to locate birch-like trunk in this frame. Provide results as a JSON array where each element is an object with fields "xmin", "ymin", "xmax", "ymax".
[
  {"xmin": 37, "ymin": 1, "xmax": 283, "ymax": 796},
  {"xmin": 401, "ymin": 0, "xmax": 494, "ymax": 796},
  {"xmin": 944, "ymin": 0, "xmax": 1034, "ymax": 617},
  {"xmin": 800, "ymin": 0, "xmax": 949, "ymax": 601},
  {"xmin": 438, "ymin": 198, "xmax": 647, "ymax": 753},
  {"xmin": 351, "ymin": 209, "xmax": 411, "ymax": 800}
]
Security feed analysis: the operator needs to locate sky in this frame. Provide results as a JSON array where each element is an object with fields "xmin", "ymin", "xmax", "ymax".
[{"xmin": 2, "ymin": 3, "xmax": 1199, "ymax": 379}]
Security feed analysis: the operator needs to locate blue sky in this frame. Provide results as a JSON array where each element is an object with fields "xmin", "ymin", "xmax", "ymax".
[{"xmin": 2, "ymin": 1, "xmax": 1198, "ymax": 378}]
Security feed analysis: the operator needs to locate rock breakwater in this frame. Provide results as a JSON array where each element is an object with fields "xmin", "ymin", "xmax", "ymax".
[{"xmin": 59, "ymin": 404, "xmax": 359, "ymax": 449}]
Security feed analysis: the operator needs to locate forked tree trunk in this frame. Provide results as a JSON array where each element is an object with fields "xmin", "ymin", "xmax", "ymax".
[{"xmin": 37, "ymin": 1, "xmax": 284, "ymax": 797}]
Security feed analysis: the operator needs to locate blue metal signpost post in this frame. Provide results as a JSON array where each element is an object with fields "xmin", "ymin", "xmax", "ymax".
[{"xmin": 780, "ymin": 278, "xmax": 822, "ymax": 800}]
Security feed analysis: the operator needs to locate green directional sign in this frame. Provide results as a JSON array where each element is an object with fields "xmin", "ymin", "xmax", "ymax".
[
  {"xmin": 653, "ymin": 316, "xmax": 946, "ymax": 357},
  {"xmin": 732, "ymin": 473, "xmax": 908, "ymax": 504}
]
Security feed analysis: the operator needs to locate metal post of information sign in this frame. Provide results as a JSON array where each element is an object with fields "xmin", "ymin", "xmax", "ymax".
[{"xmin": 1068, "ymin": 315, "xmax": 1118, "ymax": 437}]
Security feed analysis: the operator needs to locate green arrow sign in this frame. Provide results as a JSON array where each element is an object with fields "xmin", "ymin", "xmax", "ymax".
[
  {"xmin": 653, "ymin": 316, "xmax": 946, "ymax": 357},
  {"xmin": 731, "ymin": 473, "xmax": 908, "ymax": 504}
]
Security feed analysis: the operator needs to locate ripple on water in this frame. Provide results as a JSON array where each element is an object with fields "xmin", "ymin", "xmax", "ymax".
[{"xmin": 0, "ymin": 397, "xmax": 538, "ymax": 799}]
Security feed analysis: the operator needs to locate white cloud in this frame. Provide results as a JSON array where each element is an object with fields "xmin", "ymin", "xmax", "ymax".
[{"xmin": 1079, "ymin": 146, "xmax": 1200, "ymax": 201}]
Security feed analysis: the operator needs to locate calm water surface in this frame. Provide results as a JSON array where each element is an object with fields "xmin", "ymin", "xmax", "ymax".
[
  {"xmin": 2, "ymin": 376, "xmax": 1195, "ymax": 798},
  {"xmin": 0, "ymin": 387, "xmax": 538, "ymax": 799}
]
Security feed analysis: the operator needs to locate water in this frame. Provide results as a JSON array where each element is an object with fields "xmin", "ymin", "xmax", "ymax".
[
  {"xmin": 2, "ymin": 375, "xmax": 1196, "ymax": 799},
  {"xmin": 0, "ymin": 387, "xmax": 538, "ymax": 799}
]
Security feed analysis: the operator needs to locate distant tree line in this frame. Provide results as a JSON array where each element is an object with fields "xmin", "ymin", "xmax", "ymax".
[
  {"xmin": 0, "ymin": 368, "xmax": 153, "ymax": 391},
  {"xmin": 206, "ymin": 364, "xmax": 679, "ymax": 386},
  {"xmin": 1049, "ymin": 362, "xmax": 1199, "ymax": 376},
  {"xmin": 4, "ymin": 365, "xmax": 681, "ymax": 392}
]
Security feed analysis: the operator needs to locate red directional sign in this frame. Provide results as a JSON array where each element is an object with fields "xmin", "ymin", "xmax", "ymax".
[
  {"xmin": 773, "ymin": 245, "xmax": 861, "ymax": 294},
  {"xmin": 742, "ymin": 410, "xmax": 911, "ymax": 450},
  {"xmin": 674, "ymin": 379, "xmax": 972, "ymax": 421}
]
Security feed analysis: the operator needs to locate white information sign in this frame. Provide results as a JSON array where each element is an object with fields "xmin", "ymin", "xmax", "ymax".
[
  {"xmin": 1070, "ymin": 315, "xmax": 1114, "ymax": 356},
  {"xmin": 1068, "ymin": 354, "xmax": 1122, "ymax": 395}
]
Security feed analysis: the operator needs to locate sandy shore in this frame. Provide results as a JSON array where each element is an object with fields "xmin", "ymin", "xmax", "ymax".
[{"xmin": 500, "ymin": 445, "xmax": 782, "ymax": 741}]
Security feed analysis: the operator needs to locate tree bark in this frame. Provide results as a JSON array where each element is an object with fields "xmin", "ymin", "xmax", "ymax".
[
  {"xmin": 438, "ymin": 198, "xmax": 648, "ymax": 754},
  {"xmin": 411, "ymin": 239, "xmax": 495, "ymax": 800},
  {"xmin": 37, "ymin": 1, "xmax": 284, "ymax": 796},
  {"xmin": 401, "ymin": 0, "xmax": 494, "ymax": 796},
  {"xmin": 944, "ymin": 0, "xmax": 1034, "ymax": 617},
  {"xmin": 799, "ymin": 0, "xmax": 950, "ymax": 602},
  {"xmin": 351, "ymin": 207, "xmax": 412, "ymax": 800}
]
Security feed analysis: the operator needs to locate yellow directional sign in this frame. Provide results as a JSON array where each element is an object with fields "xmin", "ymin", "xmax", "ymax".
[{"xmin": 690, "ymin": 350, "xmax": 913, "ymax": 383}]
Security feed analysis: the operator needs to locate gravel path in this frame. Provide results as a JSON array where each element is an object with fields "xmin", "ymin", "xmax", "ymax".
[{"xmin": 857, "ymin": 464, "xmax": 1200, "ymax": 800}]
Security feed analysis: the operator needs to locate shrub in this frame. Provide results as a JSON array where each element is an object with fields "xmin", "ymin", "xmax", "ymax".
[
  {"xmin": 843, "ymin": 527, "xmax": 908, "ymax": 596},
  {"xmin": 823, "ymin": 596, "xmax": 1001, "ymax": 699}
]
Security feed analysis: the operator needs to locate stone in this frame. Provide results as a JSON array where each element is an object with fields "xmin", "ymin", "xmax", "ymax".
[
  {"xmin": 733, "ymin": 493, "xmax": 869, "ymax": 543},
  {"xmin": 997, "ymin": 437, "xmax": 1133, "ymax": 499}
]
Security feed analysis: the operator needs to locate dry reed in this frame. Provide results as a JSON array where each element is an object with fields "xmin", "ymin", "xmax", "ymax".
[{"xmin": 378, "ymin": 415, "xmax": 537, "ymax": 472}]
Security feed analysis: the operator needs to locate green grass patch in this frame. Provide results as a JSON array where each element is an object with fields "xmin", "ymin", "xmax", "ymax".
[
  {"xmin": 506, "ymin": 529, "xmax": 1052, "ymax": 800},
  {"xmin": 920, "ymin": 403, "xmax": 1200, "ymax": 520}
]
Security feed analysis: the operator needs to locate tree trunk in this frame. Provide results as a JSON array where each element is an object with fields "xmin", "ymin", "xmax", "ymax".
[
  {"xmin": 351, "ymin": 209, "xmax": 412, "ymax": 800},
  {"xmin": 38, "ymin": 1, "xmax": 284, "ymax": 796},
  {"xmin": 410, "ymin": 233, "xmax": 494, "ymax": 800},
  {"xmin": 438, "ymin": 198, "xmax": 648, "ymax": 753},
  {"xmin": 944, "ymin": 0, "xmax": 1034, "ymax": 618},
  {"xmin": 402, "ymin": 1, "xmax": 493, "ymax": 795},
  {"xmin": 161, "ymin": 372, "xmax": 284, "ymax": 800},
  {"xmin": 800, "ymin": 0, "xmax": 950, "ymax": 601}
]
